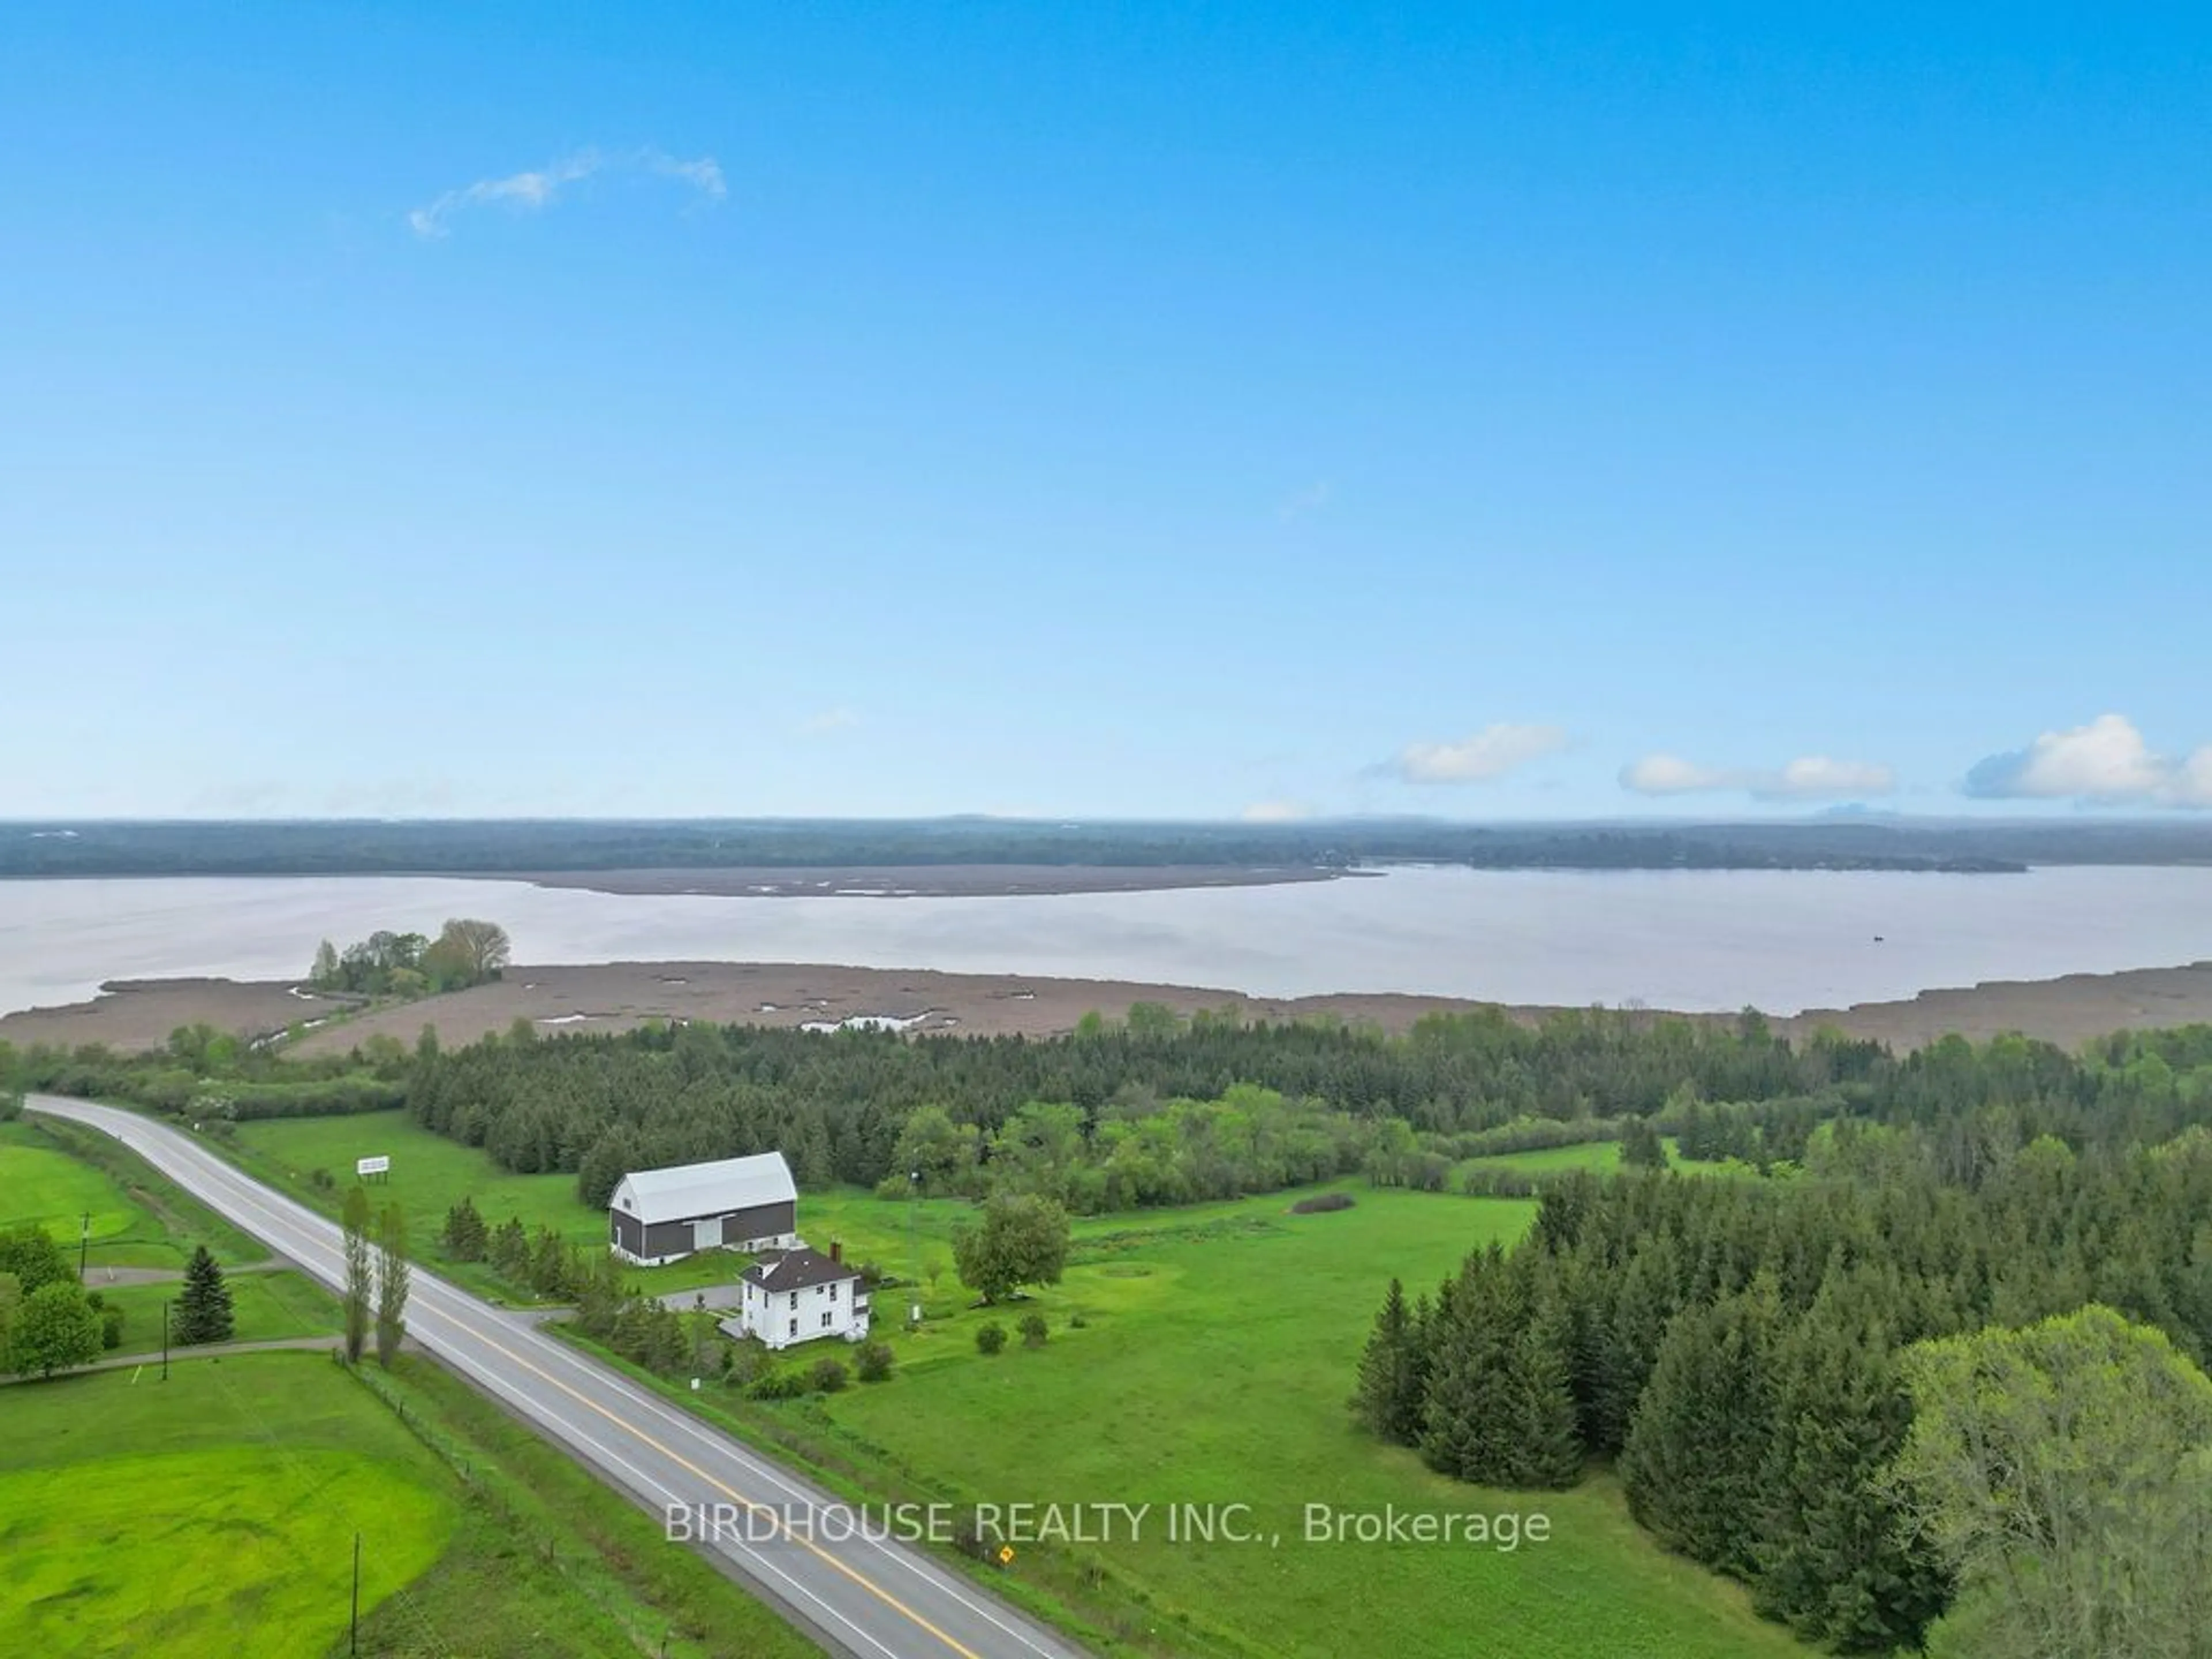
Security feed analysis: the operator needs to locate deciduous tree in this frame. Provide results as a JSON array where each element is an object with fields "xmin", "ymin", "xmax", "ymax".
[
  {"xmin": 1887, "ymin": 1304, "xmax": 2212, "ymax": 1658},
  {"xmin": 952, "ymin": 1194, "xmax": 1070, "ymax": 1304},
  {"xmin": 374, "ymin": 1203, "xmax": 410, "ymax": 1368},
  {"xmin": 341, "ymin": 1183, "xmax": 372, "ymax": 1364},
  {"xmin": 10, "ymin": 1281, "xmax": 102, "ymax": 1378}
]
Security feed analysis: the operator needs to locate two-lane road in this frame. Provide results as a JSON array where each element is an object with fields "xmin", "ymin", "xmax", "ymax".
[{"xmin": 29, "ymin": 1096, "xmax": 1089, "ymax": 1659}]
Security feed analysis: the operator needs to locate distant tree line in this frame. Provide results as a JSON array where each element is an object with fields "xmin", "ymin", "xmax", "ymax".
[
  {"xmin": 64, "ymin": 814, "xmax": 2212, "ymax": 878},
  {"xmin": 1352, "ymin": 1096, "xmax": 2212, "ymax": 1653},
  {"xmin": 391, "ymin": 1007, "xmax": 2212, "ymax": 1217}
]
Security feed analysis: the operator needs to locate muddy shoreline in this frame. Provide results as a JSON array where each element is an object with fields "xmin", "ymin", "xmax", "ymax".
[{"xmin": 5, "ymin": 957, "xmax": 2210, "ymax": 1057}]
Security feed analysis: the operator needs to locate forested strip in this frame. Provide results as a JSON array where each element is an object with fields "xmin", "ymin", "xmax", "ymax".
[{"xmin": 1354, "ymin": 1103, "xmax": 2212, "ymax": 1652}]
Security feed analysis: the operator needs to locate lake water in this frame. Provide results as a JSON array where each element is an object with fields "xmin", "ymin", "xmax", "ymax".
[{"xmin": 3, "ymin": 865, "xmax": 2212, "ymax": 1020}]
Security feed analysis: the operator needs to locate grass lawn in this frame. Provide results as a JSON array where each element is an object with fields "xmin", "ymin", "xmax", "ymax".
[
  {"xmin": 91, "ymin": 1269, "xmax": 343, "ymax": 1351},
  {"xmin": 1455, "ymin": 1139, "xmax": 1755, "ymax": 1179},
  {"xmin": 0, "ymin": 1350, "xmax": 821, "ymax": 1659},
  {"xmin": 228, "ymin": 1111, "xmax": 805, "ymax": 1300},
  {"xmin": 225, "ymin": 1111, "xmax": 596, "ymax": 1300},
  {"xmin": 0, "ymin": 1119, "xmax": 260, "ymax": 1271},
  {"xmin": 0, "ymin": 1354, "xmax": 453, "ymax": 1657},
  {"xmin": 799, "ymin": 1180, "xmax": 1812, "ymax": 1659},
  {"xmin": 213, "ymin": 1114, "xmax": 1812, "ymax": 1656}
]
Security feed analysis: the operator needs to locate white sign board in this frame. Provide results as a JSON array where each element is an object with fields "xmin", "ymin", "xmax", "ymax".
[{"xmin": 356, "ymin": 1155, "xmax": 391, "ymax": 1178}]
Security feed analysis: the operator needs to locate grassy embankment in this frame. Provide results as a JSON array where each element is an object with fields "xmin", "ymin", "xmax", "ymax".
[
  {"xmin": 1, "ymin": 1115, "xmax": 821, "ymax": 1658},
  {"xmin": 2, "ymin": 1117, "xmax": 262, "ymax": 1270},
  {"xmin": 0, "ymin": 1351, "xmax": 822, "ymax": 1658},
  {"xmin": 2, "ymin": 1118, "xmax": 334, "ymax": 1353},
  {"xmin": 228, "ymin": 1110, "xmax": 1813, "ymax": 1659}
]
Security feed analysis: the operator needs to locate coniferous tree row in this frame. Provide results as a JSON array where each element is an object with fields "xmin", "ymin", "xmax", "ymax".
[
  {"xmin": 364, "ymin": 1010, "xmax": 2212, "ymax": 1207},
  {"xmin": 1351, "ymin": 1116, "xmax": 2212, "ymax": 1652}
]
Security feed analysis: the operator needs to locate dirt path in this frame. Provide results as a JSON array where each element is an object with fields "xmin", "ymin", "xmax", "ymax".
[
  {"xmin": 80, "ymin": 1259, "xmax": 288, "ymax": 1287},
  {"xmin": 0, "ymin": 1335, "xmax": 340, "ymax": 1384}
]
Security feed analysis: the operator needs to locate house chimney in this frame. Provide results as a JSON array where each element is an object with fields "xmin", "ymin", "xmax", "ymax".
[{"xmin": 830, "ymin": 1239, "xmax": 843, "ymax": 1264}]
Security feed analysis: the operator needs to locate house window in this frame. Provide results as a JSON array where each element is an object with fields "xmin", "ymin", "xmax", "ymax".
[
  {"xmin": 821, "ymin": 1311, "xmax": 833, "ymax": 1328},
  {"xmin": 829, "ymin": 1283, "xmax": 838, "ymax": 1302},
  {"xmin": 788, "ymin": 1319, "xmax": 797, "ymax": 1338},
  {"xmin": 788, "ymin": 1291, "xmax": 797, "ymax": 1309}
]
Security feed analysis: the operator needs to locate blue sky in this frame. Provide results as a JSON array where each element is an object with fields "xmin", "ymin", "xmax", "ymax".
[{"xmin": 5, "ymin": 5, "xmax": 2207, "ymax": 820}]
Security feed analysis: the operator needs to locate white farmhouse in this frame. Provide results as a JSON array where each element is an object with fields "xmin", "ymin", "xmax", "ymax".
[{"xmin": 725, "ymin": 1242, "xmax": 870, "ymax": 1350}]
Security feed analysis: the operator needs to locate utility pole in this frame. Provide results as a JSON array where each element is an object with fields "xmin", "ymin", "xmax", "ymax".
[
  {"xmin": 79, "ymin": 1211, "xmax": 90, "ymax": 1280},
  {"xmin": 350, "ymin": 1532, "xmax": 361, "ymax": 1654},
  {"xmin": 908, "ymin": 1168, "xmax": 922, "ymax": 1328},
  {"xmin": 161, "ymin": 1300, "xmax": 170, "ymax": 1381}
]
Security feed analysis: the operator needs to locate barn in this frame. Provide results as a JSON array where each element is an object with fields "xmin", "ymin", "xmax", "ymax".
[{"xmin": 607, "ymin": 1152, "xmax": 800, "ymax": 1267}]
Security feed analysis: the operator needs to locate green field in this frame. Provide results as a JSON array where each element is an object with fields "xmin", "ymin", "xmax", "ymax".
[
  {"xmin": 569, "ymin": 1180, "xmax": 1816, "ymax": 1659},
  {"xmin": 223, "ymin": 1112, "xmax": 1812, "ymax": 1656},
  {"xmin": 225, "ymin": 1112, "xmax": 598, "ymax": 1294},
  {"xmin": 0, "ymin": 1355, "xmax": 454, "ymax": 1657},
  {"xmin": 1, "ymin": 1119, "xmax": 820, "ymax": 1659},
  {"xmin": 228, "ymin": 1110, "xmax": 859, "ymax": 1298},
  {"xmin": 89, "ymin": 1269, "xmax": 343, "ymax": 1351},
  {"xmin": 1460, "ymin": 1139, "xmax": 1629, "ymax": 1175},
  {"xmin": 0, "ymin": 1350, "xmax": 820, "ymax": 1659},
  {"xmin": 1, "ymin": 1120, "xmax": 255, "ymax": 1271},
  {"xmin": 810, "ymin": 1181, "xmax": 1810, "ymax": 1659}
]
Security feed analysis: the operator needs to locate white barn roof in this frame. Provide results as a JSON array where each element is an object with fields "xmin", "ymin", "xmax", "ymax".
[{"xmin": 616, "ymin": 1152, "xmax": 796, "ymax": 1224}]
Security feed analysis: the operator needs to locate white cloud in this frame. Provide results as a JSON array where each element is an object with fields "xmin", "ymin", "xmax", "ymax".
[
  {"xmin": 2174, "ymin": 747, "xmax": 2212, "ymax": 808},
  {"xmin": 410, "ymin": 147, "xmax": 725, "ymax": 238},
  {"xmin": 1241, "ymin": 799, "xmax": 1310, "ymax": 823},
  {"xmin": 1767, "ymin": 756, "xmax": 1897, "ymax": 799},
  {"xmin": 1620, "ymin": 754, "xmax": 1732, "ymax": 795},
  {"xmin": 1384, "ymin": 724, "xmax": 1569, "ymax": 785},
  {"xmin": 1966, "ymin": 714, "xmax": 2212, "ymax": 807},
  {"xmin": 1621, "ymin": 752, "xmax": 1896, "ymax": 801}
]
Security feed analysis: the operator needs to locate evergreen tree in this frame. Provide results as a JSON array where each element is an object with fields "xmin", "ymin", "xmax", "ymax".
[
  {"xmin": 340, "ymin": 1183, "xmax": 372, "ymax": 1365},
  {"xmin": 1351, "ymin": 1278, "xmax": 1427, "ymax": 1445},
  {"xmin": 172, "ymin": 1245, "xmax": 234, "ymax": 1345},
  {"xmin": 1753, "ymin": 1269, "xmax": 1946, "ymax": 1650},
  {"xmin": 488, "ymin": 1216, "xmax": 530, "ymax": 1280},
  {"xmin": 1621, "ymin": 1118, "xmax": 1671, "ymax": 1170},
  {"xmin": 1501, "ymin": 1262, "xmax": 1586, "ymax": 1488},
  {"xmin": 1418, "ymin": 1246, "xmax": 1525, "ymax": 1482},
  {"xmin": 1586, "ymin": 1233, "xmax": 1682, "ymax": 1454},
  {"xmin": 440, "ymin": 1196, "xmax": 488, "ymax": 1262},
  {"xmin": 1620, "ymin": 1278, "xmax": 1781, "ymax": 1578}
]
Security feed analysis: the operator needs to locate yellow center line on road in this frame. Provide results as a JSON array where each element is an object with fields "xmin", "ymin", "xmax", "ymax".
[
  {"xmin": 440, "ymin": 1313, "xmax": 987, "ymax": 1659},
  {"xmin": 78, "ymin": 1108, "xmax": 989, "ymax": 1659}
]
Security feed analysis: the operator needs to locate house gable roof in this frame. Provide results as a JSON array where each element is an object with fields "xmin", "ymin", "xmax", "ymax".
[
  {"xmin": 741, "ymin": 1247, "xmax": 857, "ymax": 1293},
  {"xmin": 613, "ymin": 1152, "xmax": 796, "ymax": 1225}
]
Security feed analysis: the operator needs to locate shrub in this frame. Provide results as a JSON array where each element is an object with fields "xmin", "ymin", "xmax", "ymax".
[
  {"xmin": 1289, "ymin": 1192, "xmax": 1355, "ymax": 1215},
  {"xmin": 748, "ymin": 1369, "xmax": 808, "ymax": 1401},
  {"xmin": 1069, "ymin": 1312, "xmax": 1089, "ymax": 1330},
  {"xmin": 976, "ymin": 1321, "xmax": 1007, "ymax": 1355},
  {"xmin": 809, "ymin": 1357, "xmax": 850, "ymax": 1394},
  {"xmin": 1018, "ymin": 1312, "xmax": 1049, "ymax": 1349},
  {"xmin": 85, "ymin": 1291, "xmax": 126, "ymax": 1351},
  {"xmin": 310, "ymin": 1167, "xmax": 335, "ymax": 1190},
  {"xmin": 855, "ymin": 1340, "xmax": 895, "ymax": 1382}
]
